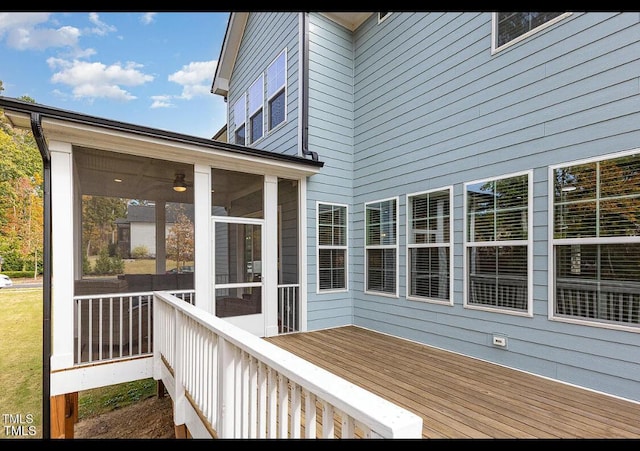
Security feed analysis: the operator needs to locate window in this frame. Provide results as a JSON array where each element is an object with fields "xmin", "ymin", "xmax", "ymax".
[
  {"xmin": 493, "ymin": 12, "xmax": 567, "ymax": 51},
  {"xmin": 378, "ymin": 12, "xmax": 391, "ymax": 23},
  {"xmin": 317, "ymin": 203, "xmax": 347, "ymax": 291},
  {"xmin": 365, "ymin": 198, "xmax": 398, "ymax": 296},
  {"xmin": 233, "ymin": 94, "xmax": 246, "ymax": 145},
  {"xmin": 248, "ymin": 75, "xmax": 263, "ymax": 144},
  {"xmin": 267, "ymin": 50, "xmax": 286, "ymax": 130},
  {"xmin": 551, "ymin": 151, "xmax": 640, "ymax": 328},
  {"xmin": 407, "ymin": 188, "xmax": 452, "ymax": 303},
  {"xmin": 465, "ymin": 172, "xmax": 531, "ymax": 313}
]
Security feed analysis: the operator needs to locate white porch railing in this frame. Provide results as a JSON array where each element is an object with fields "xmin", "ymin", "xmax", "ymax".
[
  {"xmin": 153, "ymin": 291, "xmax": 423, "ymax": 439},
  {"xmin": 74, "ymin": 289, "xmax": 195, "ymax": 365}
]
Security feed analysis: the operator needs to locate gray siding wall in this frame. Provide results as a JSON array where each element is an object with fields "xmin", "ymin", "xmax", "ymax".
[
  {"xmin": 309, "ymin": 12, "xmax": 640, "ymax": 401},
  {"xmin": 228, "ymin": 12, "xmax": 299, "ymax": 156},
  {"xmin": 305, "ymin": 13, "xmax": 355, "ymax": 329}
]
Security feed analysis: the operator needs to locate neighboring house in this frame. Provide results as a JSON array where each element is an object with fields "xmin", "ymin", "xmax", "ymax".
[
  {"xmin": 116, "ymin": 203, "xmax": 194, "ymax": 258},
  {"xmin": 0, "ymin": 11, "xmax": 639, "ymax": 439}
]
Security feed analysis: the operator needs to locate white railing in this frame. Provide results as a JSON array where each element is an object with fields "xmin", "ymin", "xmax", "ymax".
[
  {"xmin": 153, "ymin": 291, "xmax": 423, "ymax": 439},
  {"xmin": 74, "ymin": 289, "xmax": 195, "ymax": 365},
  {"xmin": 277, "ymin": 284, "xmax": 299, "ymax": 333},
  {"xmin": 556, "ymin": 279, "xmax": 640, "ymax": 325},
  {"xmin": 468, "ymin": 274, "xmax": 527, "ymax": 310}
]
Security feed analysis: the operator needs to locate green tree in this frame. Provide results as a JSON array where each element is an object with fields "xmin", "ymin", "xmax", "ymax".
[
  {"xmin": 166, "ymin": 205, "xmax": 194, "ymax": 271},
  {"xmin": 81, "ymin": 195, "xmax": 127, "ymax": 259}
]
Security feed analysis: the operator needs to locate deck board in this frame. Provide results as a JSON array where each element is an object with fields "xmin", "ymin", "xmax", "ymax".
[{"xmin": 265, "ymin": 325, "xmax": 640, "ymax": 439}]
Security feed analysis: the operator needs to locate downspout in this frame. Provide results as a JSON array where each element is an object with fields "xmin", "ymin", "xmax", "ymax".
[
  {"xmin": 300, "ymin": 12, "xmax": 318, "ymax": 161},
  {"xmin": 30, "ymin": 113, "xmax": 51, "ymax": 440}
]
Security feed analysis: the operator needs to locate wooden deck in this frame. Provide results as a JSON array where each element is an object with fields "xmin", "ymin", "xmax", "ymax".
[{"xmin": 266, "ymin": 325, "xmax": 640, "ymax": 439}]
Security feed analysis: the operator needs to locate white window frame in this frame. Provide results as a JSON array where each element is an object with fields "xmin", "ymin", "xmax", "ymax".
[
  {"xmin": 463, "ymin": 170, "xmax": 533, "ymax": 316},
  {"xmin": 248, "ymin": 74, "xmax": 264, "ymax": 145},
  {"xmin": 406, "ymin": 187, "xmax": 454, "ymax": 305},
  {"xmin": 266, "ymin": 49, "xmax": 287, "ymax": 132},
  {"xmin": 232, "ymin": 94, "xmax": 246, "ymax": 145},
  {"xmin": 365, "ymin": 196, "xmax": 399, "ymax": 298},
  {"xmin": 316, "ymin": 202, "xmax": 348, "ymax": 293},
  {"xmin": 548, "ymin": 148, "xmax": 640, "ymax": 333},
  {"xmin": 378, "ymin": 12, "xmax": 391, "ymax": 24},
  {"xmin": 491, "ymin": 12, "xmax": 571, "ymax": 54}
]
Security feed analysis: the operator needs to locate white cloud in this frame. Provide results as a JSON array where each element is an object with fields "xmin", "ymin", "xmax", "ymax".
[
  {"xmin": 168, "ymin": 60, "xmax": 217, "ymax": 100},
  {"xmin": 150, "ymin": 95, "xmax": 173, "ymax": 108},
  {"xmin": 0, "ymin": 13, "xmax": 81, "ymax": 50},
  {"xmin": 87, "ymin": 13, "xmax": 117, "ymax": 36},
  {"xmin": 140, "ymin": 13, "xmax": 156, "ymax": 25},
  {"xmin": 48, "ymin": 59, "xmax": 154, "ymax": 101}
]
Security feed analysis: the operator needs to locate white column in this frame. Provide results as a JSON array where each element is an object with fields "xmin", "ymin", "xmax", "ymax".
[
  {"xmin": 264, "ymin": 175, "xmax": 278, "ymax": 337},
  {"xmin": 194, "ymin": 164, "xmax": 212, "ymax": 313},
  {"xmin": 299, "ymin": 177, "xmax": 308, "ymax": 332},
  {"xmin": 49, "ymin": 140, "xmax": 75, "ymax": 371}
]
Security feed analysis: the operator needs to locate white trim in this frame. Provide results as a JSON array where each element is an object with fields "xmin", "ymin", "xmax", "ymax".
[
  {"xmin": 547, "ymin": 148, "xmax": 640, "ymax": 332},
  {"xmin": 405, "ymin": 186, "xmax": 454, "ymax": 306},
  {"xmin": 378, "ymin": 12, "xmax": 391, "ymax": 24},
  {"xmin": 364, "ymin": 196, "xmax": 399, "ymax": 298},
  {"xmin": 316, "ymin": 201, "xmax": 349, "ymax": 294},
  {"xmin": 194, "ymin": 164, "xmax": 213, "ymax": 314},
  {"xmin": 298, "ymin": 13, "xmax": 304, "ymax": 157},
  {"xmin": 463, "ymin": 170, "xmax": 533, "ymax": 317},
  {"xmin": 491, "ymin": 12, "xmax": 572, "ymax": 55},
  {"xmin": 299, "ymin": 177, "xmax": 308, "ymax": 332}
]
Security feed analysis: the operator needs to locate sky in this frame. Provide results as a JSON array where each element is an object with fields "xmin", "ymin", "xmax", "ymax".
[{"xmin": 0, "ymin": 12, "xmax": 231, "ymax": 139}]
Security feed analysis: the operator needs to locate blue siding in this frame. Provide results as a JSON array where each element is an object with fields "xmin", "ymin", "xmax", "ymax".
[
  {"xmin": 228, "ymin": 12, "xmax": 299, "ymax": 156},
  {"xmin": 305, "ymin": 13, "xmax": 355, "ymax": 330},
  {"xmin": 306, "ymin": 12, "xmax": 640, "ymax": 402},
  {"xmin": 229, "ymin": 11, "xmax": 640, "ymax": 401}
]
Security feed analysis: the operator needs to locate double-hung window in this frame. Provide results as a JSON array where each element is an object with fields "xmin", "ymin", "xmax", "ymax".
[
  {"xmin": 407, "ymin": 188, "xmax": 453, "ymax": 304},
  {"xmin": 248, "ymin": 75, "xmax": 264, "ymax": 144},
  {"xmin": 233, "ymin": 94, "xmax": 246, "ymax": 145},
  {"xmin": 365, "ymin": 197, "xmax": 398, "ymax": 296},
  {"xmin": 551, "ymin": 151, "xmax": 640, "ymax": 328},
  {"xmin": 493, "ymin": 12, "xmax": 568, "ymax": 51},
  {"xmin": 317, "ymin": 203, "xmax": 347, "ymax": 291},
  {"xmin": 266, "ymin": 50, "xmax": 286, "ymax": 130},
  {"xmin": 465, "ymin": 172, "xmax": 531, "ymax": 313}
]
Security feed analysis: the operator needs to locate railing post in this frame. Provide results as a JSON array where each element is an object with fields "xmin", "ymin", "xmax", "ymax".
[
  {"xmin": 219, "ymin": 337, "xmax": 235, "ymax": 438},
  {"xmin": 173, "ymin": 306, "xmax": 186, "ymax": 427}
]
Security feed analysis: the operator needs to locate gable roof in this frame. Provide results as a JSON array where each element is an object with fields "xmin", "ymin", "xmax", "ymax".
[{"xmin": 211, "ymin": 12, "xmax": 372, "ymax": 99}]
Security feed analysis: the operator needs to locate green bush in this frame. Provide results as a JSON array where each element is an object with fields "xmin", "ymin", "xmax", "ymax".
[{"xmin": 131, "ymin": 245, "xmax": 149, "ymax": 259}]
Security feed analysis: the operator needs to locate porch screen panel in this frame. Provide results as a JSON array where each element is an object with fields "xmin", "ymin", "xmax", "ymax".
[{"xmin": 553, "ymin": 152, "xmax": 640, "ymax": 326}]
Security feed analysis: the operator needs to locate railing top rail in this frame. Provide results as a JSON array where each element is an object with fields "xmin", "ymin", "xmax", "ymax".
[
  {"xmin": 153, "ymin": 290, "xmax": 423, "ymax": 438},
  {"xmin": 74, "ymin": 289, "xmax": 195, "ymax": 300}
]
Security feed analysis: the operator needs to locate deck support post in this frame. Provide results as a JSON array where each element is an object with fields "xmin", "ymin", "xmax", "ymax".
[{"xmin": 49, "ymin": 392, "xmax": 76, "ymax": 438}]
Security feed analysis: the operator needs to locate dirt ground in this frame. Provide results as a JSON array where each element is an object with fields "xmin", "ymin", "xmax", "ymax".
[{"xmin": 74, "ymin": 395, "xmax": 176, "ymax": 439}]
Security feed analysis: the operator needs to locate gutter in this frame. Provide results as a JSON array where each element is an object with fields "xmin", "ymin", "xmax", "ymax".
[
  {"xmin": 30, "ymin": 113, "xmax": 51, "ymax": 440},
  {"xmin": 300, "ymin": 12, "xmax": 318, "ymax": 162}
]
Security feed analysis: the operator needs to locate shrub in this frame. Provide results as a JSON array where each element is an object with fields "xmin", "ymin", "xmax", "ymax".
[{"xmin": 131, "ymin": 245, "xmax": 149, "ymax": 259}]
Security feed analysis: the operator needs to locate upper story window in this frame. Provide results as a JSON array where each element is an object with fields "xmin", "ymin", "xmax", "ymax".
[
  {"xmin": 493, "ymin": 12, "xmax": 568, "ymax": 52},
  {"xmin": 267, "ymin": 50, "xmax": 286, "ymax": 131},
  {"xmin": 551, "ymin": 151, "xmax": 640, "ymax": 329},
  {"xmin": 378, "ymin": 12, "xmax": 391, "ymax": 23},
  {"xmin": 317, "ymin": 202, "xmax": 348, "ymax": 292},
  {"xmin": 464, "ymin": 172, "xmax": 532, "ymax": 314},
  {"xmin": 233, "ymin": 94, "xmax": 246, "ymax": 145},
  {"xmin": 365, "ymin": 197, "xmax": 398, "ymax": 297},
  {"xmin": 407, "ymin": 188, "xmax": 453, "ymax": 304},
  {"xmin": 248, "ymin": 75, "xmax": 264, "ymax": 144}
]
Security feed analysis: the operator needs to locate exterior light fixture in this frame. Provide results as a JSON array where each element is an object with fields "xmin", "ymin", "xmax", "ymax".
[{"xmin": 173, "ymin": 173, "xmax": 187, "ymax": 192}]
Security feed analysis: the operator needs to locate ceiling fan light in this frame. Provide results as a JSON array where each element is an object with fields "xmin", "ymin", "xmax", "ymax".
[{"xmin": 173, "ymin": 174, "xmax": 187, "ymax": 192}]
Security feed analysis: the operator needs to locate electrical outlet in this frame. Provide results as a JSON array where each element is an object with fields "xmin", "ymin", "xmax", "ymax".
[{"xmin": 492, "ymin": 335, "xmax": 507, "ymax": 347}]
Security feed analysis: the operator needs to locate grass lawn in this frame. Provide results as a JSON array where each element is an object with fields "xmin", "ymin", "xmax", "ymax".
[{"xmin": 0, "ymin": 286, "xmax": 157, "ymax": 439}]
